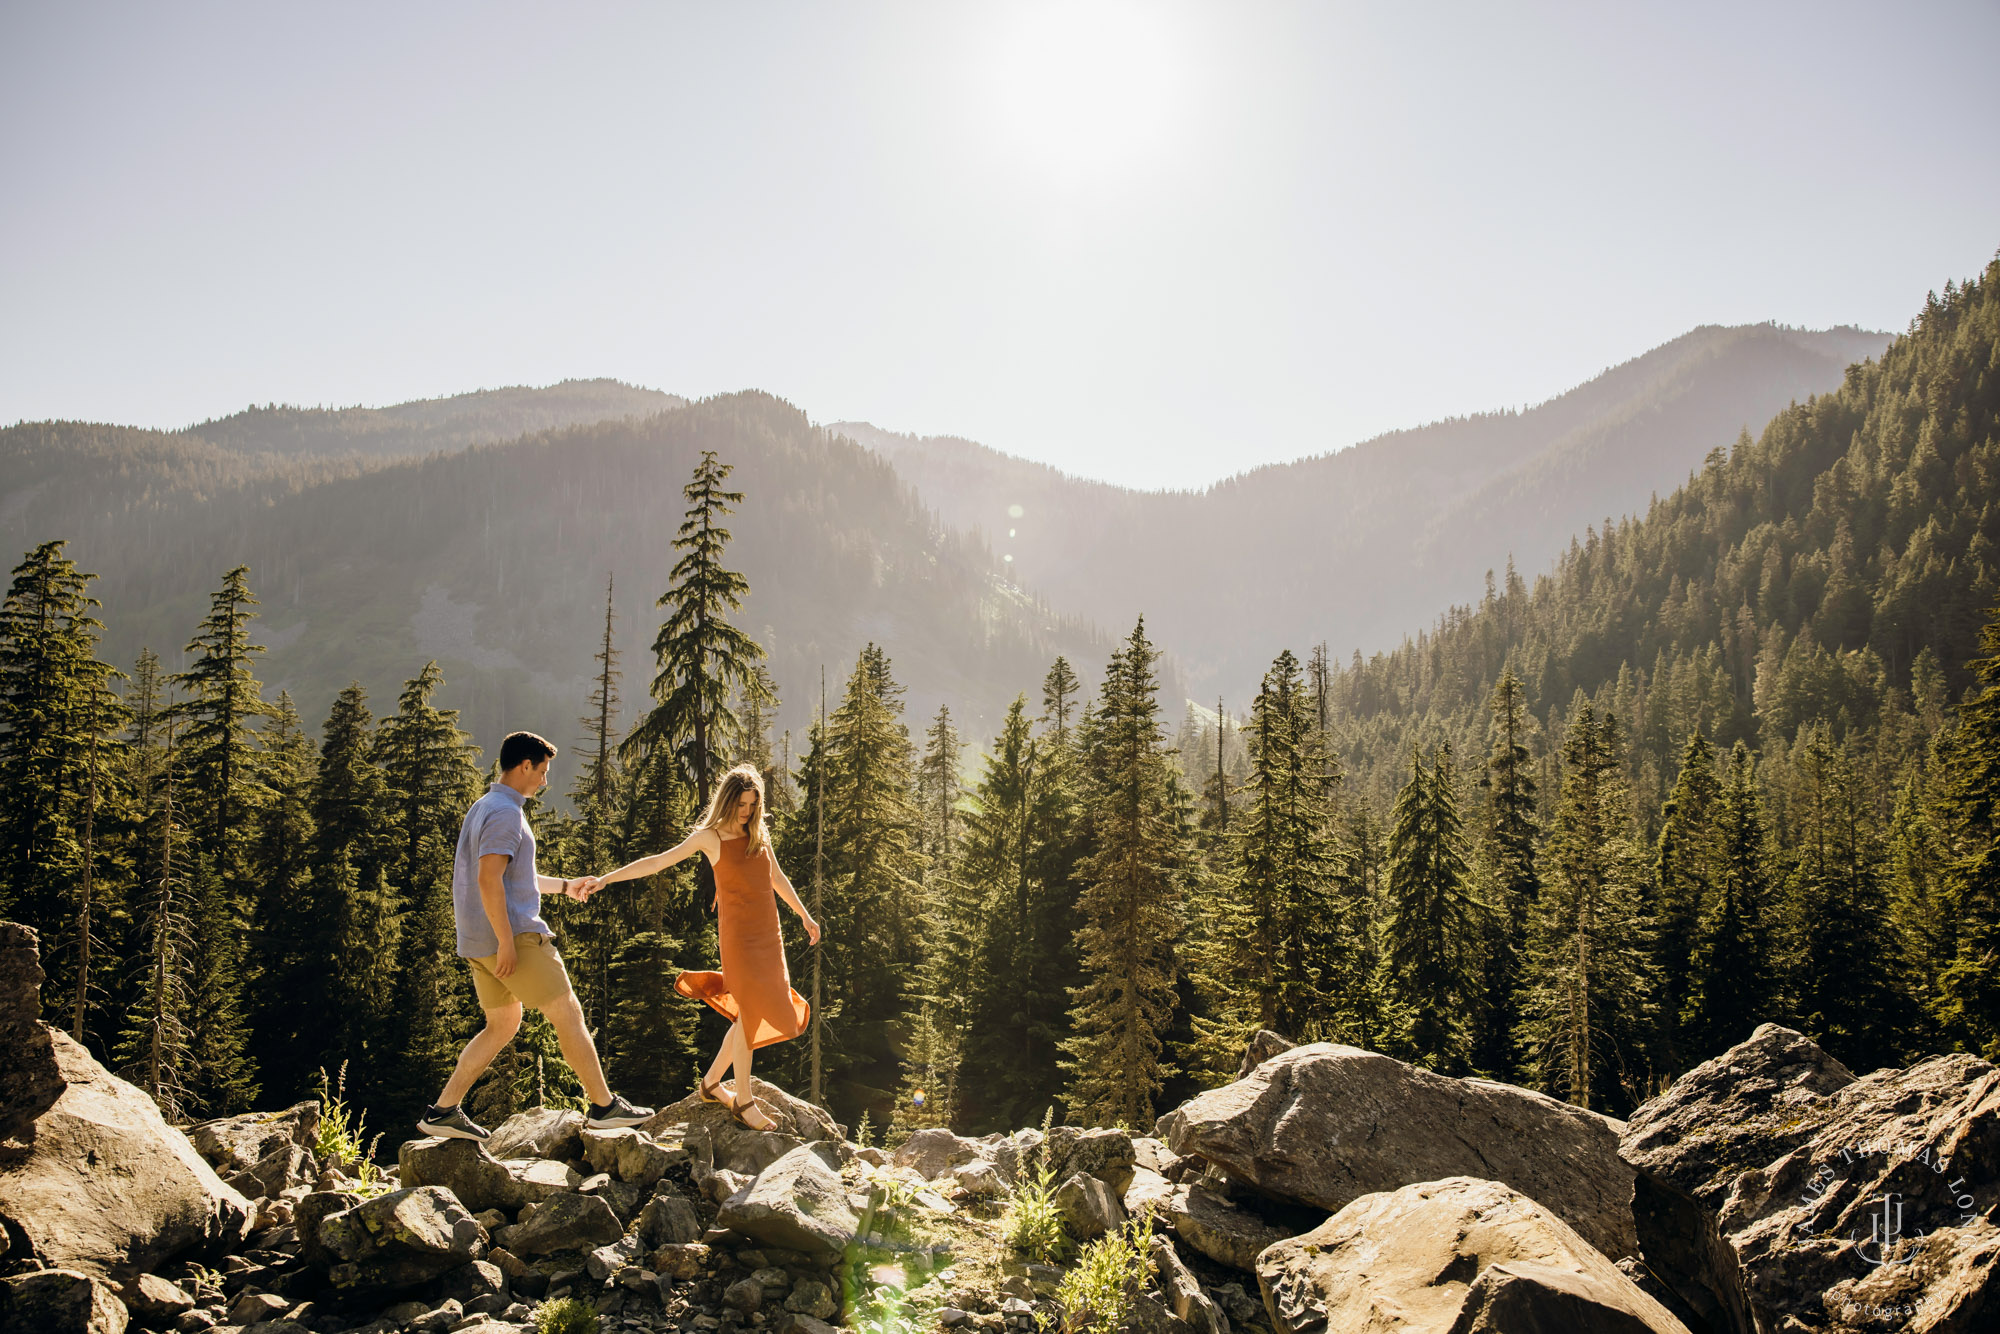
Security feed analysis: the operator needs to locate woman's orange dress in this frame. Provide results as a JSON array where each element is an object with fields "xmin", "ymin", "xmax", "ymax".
[{"xmin": 674, "ymin": 835, "xmax": 809, "ymax": 1049}]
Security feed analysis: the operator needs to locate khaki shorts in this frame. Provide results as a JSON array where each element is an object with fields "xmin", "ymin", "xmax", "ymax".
[{"xmin": 467, "ymin": 932, "xmax": 574, "ymax": 1012}]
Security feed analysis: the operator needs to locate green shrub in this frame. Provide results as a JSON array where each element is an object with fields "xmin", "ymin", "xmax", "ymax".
[
  {"xmin": 1051, "ymin": 1208, "xmax": 1157, "ymax": 1333},
  {"xmin": 1002, "ymin": 1107, "xmax": 1069, "ymax": 1264},
  {"xmin": 313, "ymin": 1064, "xmax": 389, "ymax": 1195},
  {"xmin": 532, "ymin": 1295, "xmax": 600, "ymax": 1334},
  {"xmin": 855, "ymin": 1109, "xmax": 876, "ymax": 1149}
]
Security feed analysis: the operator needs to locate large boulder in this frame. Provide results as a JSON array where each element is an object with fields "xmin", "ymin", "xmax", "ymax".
[
  {"xmin": 0, "ymin": 923, "xmax": 62, "ymax": 1146},
  {"xmin": 485, "ymin": 1107, "xmax": 584, "ymax": 1162},
  {"xmin": 1256, "ymin": 1177, "xmax": 1689, "ymax": 1334},
  {"xmin": 1157, "ymin": 1042, "xmax": 1638, "ymax": 1261},
  {"xmin": 580, "ymin": 1126, "xmax": 688, "ymax": 1188},
  {"xmin": 1621, "ymin": 1023, "xmax": 2000, "ymax": 1334},
  {"xmin": 714, "ymin": 1144, "xmax": 859, "ymax": 1254},
  {"xmin": 490, "ymin": 1190, "xmax": 623, "ymax": 1256},
  {"xmin": 314, "ymin": 1185, "xmax": 489, "ymax": 1297},
  {"xmin": 397, "ymin": 1137, "xmax": 524, "ymax": 1213},
  {"xmin": 1236, "ymin": 1030, "xmax": 1294, "ymax": 1080},
  {"xmin": 0, "ymin": 1025, "xmax": 252, "ymax": 1280},
  {"xmin": 1055, "ymin": 1172, "xmax": 1127, "ymax": 1241},
  {"xmin": 0, "ymin": 1268, "xmax": 130, "ymax": 1334},
  {"xmin": 893, "ymin": 1127, "xmax": 985, "ymax": 1180},
  {"xmin": 1046, "ymin": 1127, "xmax": 1138, "ymax": 1196},
  {"xmin": 1168, "ymin": 1183, "xmax": 1294, "ymax": 1273},
  {"xmin": 185, "ymin": 1100, "xmax": 321, "ymax": 1184}
]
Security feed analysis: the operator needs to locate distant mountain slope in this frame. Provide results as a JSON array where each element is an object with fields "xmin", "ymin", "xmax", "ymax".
[
  {"xmin": 1, "ymin": 393, "xmax": 1104, "ymax": 755},
  {"xmin": 836, "ymin": 322, "xmax": 1890, "ymax": 704},
  {"xmin": 185, "ymin": 377, "xmax": 683, "ymax": 458}
]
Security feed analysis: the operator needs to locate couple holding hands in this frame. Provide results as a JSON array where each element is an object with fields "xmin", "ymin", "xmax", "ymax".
[{"xmin": 416, "ymin": 730, "xmax": 820, "ymax": 1141}]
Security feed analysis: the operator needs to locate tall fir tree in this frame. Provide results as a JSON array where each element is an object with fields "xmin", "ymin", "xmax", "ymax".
[
  {"xmin": 1682, "ymin": 741, "xmax": 1775, "ymax": 1056},
  {"xmin": 1654, "ymin": 730, "xmax": 1723, "ymax": 1066},
  {"xmin": 170, "ymin": 566, "xmax": 275, "ymax": 895},
  {"xmin": 1936, "ymin": 601, "xmax": 2000, "ymax": 1058},
  {"xmin": 1384, "ymin": 745, "xmax": 1482, "ymax": 1072},
  {"xmin": 1061, "ymin": 619, "xmax": 1186, "ymax": 1127},
  {"xmin": 247, "ymin": 692, "xmax": 320, "ymax": 1101},
  {"xmin": 622, "ymin": 451, "xmax": 765, "ymax": 807},
  {"xmin": 116, "ymin": 697, "xmax": 194, "ymax": 1119},
  {"xmin": 1518, "ymin": 704, "xmax": 1659, "ymax": 1112},
  {"xmin": 183, "ymin": 855, "xmax": 258, "ymax": 1114},
  {"xmin": 1472, "ymin": 670, "xmax": 1538, "ymax": 1078},
  {"xmin": 1886, "ymin": 769, "xmax": 1951, "ymax": 1046}
]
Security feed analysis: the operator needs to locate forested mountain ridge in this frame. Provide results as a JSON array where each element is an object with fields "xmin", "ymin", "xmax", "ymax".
[
  {"xmin": 183, "ymin": 377, "xmax": 684, "ymax": 457},
  {"xmin": 836, "ymin": 322, "xmax": 1890, "ymax": 701},
  {"xmin": 0, "ymin": 393, "xmax": 1104, "ymax": 751}
]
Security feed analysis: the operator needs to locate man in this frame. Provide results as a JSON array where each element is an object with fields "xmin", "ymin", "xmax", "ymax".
[{"xmin": 416, "ymin": 730, "xmax": 653, "ymax": 1139}]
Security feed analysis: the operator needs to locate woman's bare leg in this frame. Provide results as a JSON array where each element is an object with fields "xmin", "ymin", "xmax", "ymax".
[{"xmin": 703, "ymin": 1022, "xmax": 742, "ymax": 1090}]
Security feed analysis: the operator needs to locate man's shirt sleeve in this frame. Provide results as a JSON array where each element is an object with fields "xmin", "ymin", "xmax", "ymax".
[{"xmin": 474, "ymin": 805, "xmax": 522, "ymax": 861}]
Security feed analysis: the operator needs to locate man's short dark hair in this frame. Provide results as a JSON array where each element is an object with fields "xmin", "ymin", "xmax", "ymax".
[{"xmin": 499, "ymin": 731, "xmax": 557, "ymax": 772}]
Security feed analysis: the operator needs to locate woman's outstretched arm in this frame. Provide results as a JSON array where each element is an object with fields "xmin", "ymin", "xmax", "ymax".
[
  {"xmin": 595, "ymin": 830, "xmax": 714, "ymax": 888},
  {"xmin": 770, "ymin": 860, "xmax": 822, "ymax": 945}
]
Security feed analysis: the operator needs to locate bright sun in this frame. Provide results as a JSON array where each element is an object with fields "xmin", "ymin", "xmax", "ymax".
[{"xmin": 981, "ymin": 1, "xmax": 1183, "ymax": 176}]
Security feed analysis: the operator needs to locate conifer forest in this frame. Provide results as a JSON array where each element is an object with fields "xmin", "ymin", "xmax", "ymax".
[{"xmin": 6, "ymin": 256, "xmax": 2000, "ymax": 1151}]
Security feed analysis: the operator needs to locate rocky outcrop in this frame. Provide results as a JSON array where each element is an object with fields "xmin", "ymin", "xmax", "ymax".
[
  {"xmin": 1167, "ymin": 1183, "xmax": 1293, "ymax": 1273},
  {"xmin": 894, "ymin": 1127, "xmax": 986, "ymax": 1180},
  {"xmin": 0, "ymin": 1268, "xmax": 130, "ymax": 1334},
  {"xmin": 1054, "ymin": 1172, "xmax": 1126, "ymax": 1241},
  {"xmin": 398, "ymin": 1137, "xmax": 527, "ymax": 1214},
  {"xmin": 1256, "ymin": 1176, "xmax": 1689, "ymax": 1334},
  {"xmin": 1158, "ymin": 1041, "xmax": 1639, "ymax": 1261},
  {"xmin": 314, "ymin": 1185, "xmax": 488, "ymax": 1296},
  {"xmin": 484, "ymin": 1106, "xmax": 584, "ymax": 1162},
  {"xmin": 489, "ymin": 1190, "xmax": 622, "ymax": 1257},
  {"xmin": 185, "ymin": 1100, "xmax": 321, "ymax": 1198},
  {"xmin": 1236, "ymin": 1030, "xmax": 1293, "ymax": 1080},
  {"xmin": 0, "ymin": 1026, "xmax": 252, "ymax": 1281},
  {"xmin": 714, "ymin": 1145, "xmax": 858, "ymax": 1254},
  {"xmin": 0, "ymin": 924, "xmax": 61, "ymax": 1148},
  {"xmin": 1621, "ymin": 1023, "xmax": 2000, "ymax": 1334}
]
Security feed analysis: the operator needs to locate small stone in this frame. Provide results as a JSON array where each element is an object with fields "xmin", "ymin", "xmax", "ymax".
[
  {"xmin": 381, "ymin": 1300, "xmax": 431, "ymax": 1324},
  {"xmin": 782, "ymin": 1277, "xmax": 837, "ymax": 1320},
  {"xmin": 120, "ymin": 1273, "xmax": 196, "ymax": 1318},
  {"xmin": 407, "ymin": 1299, "xmax": 463, "ymax": 1333},
  {"xmin": 723, "ymin": 1277, "xmax": 765, "ymax": 1312},
  {"xmin": 227, "ymin": 1289, "xmax": 290, "ymax": 1324},
  {"xmin": 174, "ymin": 1312, "xmax": 218, "ymax": 1333},
  {"xmin": 693, "ymin": 1316, "xmax": 722, "ymax": 1331},
  {"xmin": 938, "ymin": 1310, "xmax": 970, "ymax": 1328}
]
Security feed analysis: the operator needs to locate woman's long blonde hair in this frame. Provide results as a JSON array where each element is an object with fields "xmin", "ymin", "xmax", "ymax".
[{"xmin": 692, "ymin": 763, "xmax": 770, "ymax": 854}]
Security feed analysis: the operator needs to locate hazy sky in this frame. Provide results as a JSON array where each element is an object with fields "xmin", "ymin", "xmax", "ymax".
[{"xmin": 4, "ymin": 2, "xmax": 1996, "ymax": 490}]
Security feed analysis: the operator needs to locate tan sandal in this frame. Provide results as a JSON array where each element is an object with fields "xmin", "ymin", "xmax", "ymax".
[
  {"xmin": 726, "ymin": 1089, "xmax": 776, "ymax": 1131},
  {"xmin": 697, "ymin": 1077, "xmax": 728, "ymax": 1105}
]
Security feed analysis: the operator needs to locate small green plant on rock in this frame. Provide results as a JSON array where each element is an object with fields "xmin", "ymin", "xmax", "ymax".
[
  {"xmin": 856, "ymin": 1108, "xmax": 876, "ymax": 1148},
  {"xmin": 1051, "ymin": 1208, "xmax": 1157, "ymax": 1333},
  {"xmin": 313, "ymin": 1063, "xmax": 388, "ymax": 1195},
  {"xmin": 532, "ymin": 1294, "xmax": 600, "ymax": 1334},
  {"xmin": 1002, "ymin": 1107, "xmax": 1069, "ymax": 1264}
]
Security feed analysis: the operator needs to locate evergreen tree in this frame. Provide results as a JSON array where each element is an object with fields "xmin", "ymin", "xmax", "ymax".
[
  {"xmin": 1384, "ymin": 745, "xmax": 1481, "ymax": 1071},
  {"xmin": 1937, "ymin": 600, "xmax": 2000, "ymax": 1057},
  {"xmin": 560, "ymin": 584, "xmax": 633, "ymax": 1046},
  {"xmin": 1042, "ymin": 657, "xmax": 1081, "ymax": 745},
  {"xmin": 247, "ymin": 692, "xmax": 320, "ymax": 1101},
  {"xmin": 603, "ymin": 930, "xmax": 700, "ymax": 1109},
  {"xmin": 184, "ymin": 856, "xmax": 258, "ymax": 1114},
  {"xmin": 0, "ymin": 541, "xmax": 121, "ymax": 972},
  {"xmin": 891, "ymin": 1003, "xmax": 961, "ymax": 1134},
  {"xmin": 1682, "ymin": 742, "xmax": 1773, "ymax": 1055},
  {"xmin": 1518, "ymin": 705, "xmax": 1659, "ymax": 1112},
  {"xmin": 1789, "ymin": 726, "xmax": 1901, "ymax": 1071},
  {"xmin": 622, "ymin": 450, "xmax": 765, "ymax": 806},
  {"xmin": 1472, "ymin": 670, "xmax": 1538, "ymax": 1078},
  {"xmin": 1886, "ymin": 769, "xmax": 1951, "ymax": 1045},
  {"xmin": 373, "ymin": 661, "xmax": 482, "ymax": 905},
  {"xmin": 1654, "ymin": 730, "xmax": 1722, "ymax": 1066},
  {"xmin": 116, "ymin": 701, "xmax": 194, "ymax": 1119},
  {"xmin": 1235, "ymin": 649, "xmax": 1350, "ymax": 1039},
  {"xmin": 170, "ymin": 566, "xmax": 275, "ymax": 891},
  {"xmin": 1061, "ymin": 619, "xmax": 1186, "ymax": 1127}
]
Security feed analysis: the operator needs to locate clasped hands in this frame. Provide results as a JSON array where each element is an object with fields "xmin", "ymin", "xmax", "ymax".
[{"xmin": 561, "ymin": 875, "xmax": 604, "ymax": 902}]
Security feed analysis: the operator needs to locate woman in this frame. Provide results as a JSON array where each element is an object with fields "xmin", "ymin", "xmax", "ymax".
[{"xmin": 595, "ymin": 764, "xmax": 819, "ymax": 1130}]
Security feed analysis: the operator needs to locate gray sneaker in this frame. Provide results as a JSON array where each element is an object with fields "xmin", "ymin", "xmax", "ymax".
[
  {"xmin": 417, "ymin": 1104, "xmax": 489, "ymax": 1141},
  {"xmin": 585, "ymin": 1093, "xmax": 653, "ymax": 1129}
]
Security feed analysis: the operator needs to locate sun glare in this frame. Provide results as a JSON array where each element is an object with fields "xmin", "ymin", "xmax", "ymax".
[{"xmin": 981, "ymin": 1, "xmax": 1183, "ymax": 176}]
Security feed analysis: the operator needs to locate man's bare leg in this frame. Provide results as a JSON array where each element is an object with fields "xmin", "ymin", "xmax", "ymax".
[
  {"xmin": 543, "ymin": 991, "xmax": 614, "ymax": 1107},
  {"xmin": 438, "ymin": 1002, "xmax": 523, "ymax": 1108}
]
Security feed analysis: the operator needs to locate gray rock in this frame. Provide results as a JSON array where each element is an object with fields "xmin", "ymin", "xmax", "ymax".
[
  {"xmin": 1235, "ymin": 1030, "xmax": 1294, "ymax": 1080},
  {"xmin": 1054, "ymin": 1172, "xmax": 1126, "ymax": 1241},
  {"xmin": 484, "ymin": 1107, "xmax": 585, "ymax": 1162},
  {"xmin": 641, "ymin": 1077, "xmax": 841, "ymax": 1146},
  {"xmin": 714, "ymin": 1145, "xmax": 859, "ymax": 1254},
  {"xmin": 638, "ymin": 1190, "xmax": 704, "ymax": 1246},
  {"xmin": 224, "ymin": 1289, "xmax": 288, "ymax": 1324},
  {"xmin": 315, "ymin": 1186, "xmax": 489, "ymax": 1297},
  {"xmin": 585, "ymin": 1234, "xmax": 647, "ymax": 1281},
  {"xmin": 891, "ymin": 1128, "xmax": 985, "ymax": 1180},
  {"xmin": 780, "ymin": 1315, "xmax": 838, "ymax": 1334},
  {"xmin": 115, "ymin": 1273, "xmax": 194, "ymax": 1319},
  {"xmin": 185, "ymin": 1102, "xmax": 321, "ymax": 1181},
  {"xmin": 1622, "ymin": 1022, "xmax": 2000, "ymax": 1334},
  {"xmin": 1046, "ymin": 1127, "xmax": 1137, "ymax": 1196},
  {"xmin": 292, "ymin": 1190, "xmax": 362, "ymax": 1267},
  {"xmin": 0, "ymin": 1024, "xmax": 253, "ymax": 1280},
  {"xmin": 0, "ymin": 923, "xmax": 62, "ymax": 1148},
  {"xmin": 0, "ymin": 1268, "xmax": 131, "ymax": 1334},
  {"xmin": 1158, "ymin": 1041, "xmax": 1638, "ymax": 1262},
  {"xmin": 488, "ymin": 1190, "xmax": 622, "ymax": 1257},
  {"xmin": 580, "ymin": 1127, "xmax": 688, "ymax": 1188},
  {"xmin": 1125, "ymin": 1166, "xmax": 1175, "ymax": 1221},
  {"xmin": 581, "ymin": 1173, "xmax": 648, "ymax": 1224},
  {"xmin": 507, "ymin": 1157, "xmax": 583, "ymax": 1204},
  {"xmin": 785, "ymin": 1277, "xmax": 838, "ymax": 1319},
  {"xmin": 649, "ymin": 1241, "xmax": 711, "ymax": 1280},
  {"xmin": 405, "ymin": 1297, "xmax": 461, "ymax": 1333},
  {"xmin": 397, "ymin": 1138, "xmax": 524, "ymax": 1213},
  {"xmin": 223, "ymin": 1143, "xmax": 318, "ymax": 1202},
  {"xmin": 1167, "ymin": 1183, "xmax": 1292, "ymax": 1274},
  {"xmin": 435, "ymin": 1258, "xmax": 508, "ymax": 1305},
  {"xmin": 1255, "ymin": 1177, "xmax": 1687, "ymax": 1334},
  {"xmin": 952, "ymin": 1159, "xmax": 1007, "ymax": 1198},
  {"xmin": 1151, "ymin": 1236, "xmax": 1229, "ymax": 1334},
  {"xmin": 723, "ymin": 1277, "xmax": 765, "ymax": 1312}
]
